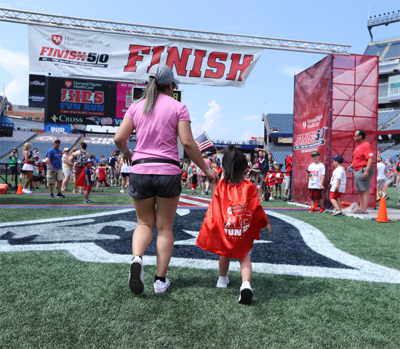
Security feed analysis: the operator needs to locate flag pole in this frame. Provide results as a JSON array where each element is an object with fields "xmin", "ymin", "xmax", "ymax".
[{"xmin": 204, "ymin": 131, "xmax": 218, "ymax": 153}]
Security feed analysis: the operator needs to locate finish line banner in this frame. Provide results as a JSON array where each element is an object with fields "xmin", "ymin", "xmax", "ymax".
[{"xmin": 28, "ymin": 26, "xmax": 263, "ymax": 87}]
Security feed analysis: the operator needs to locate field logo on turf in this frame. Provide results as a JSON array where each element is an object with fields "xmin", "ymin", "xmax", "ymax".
[{"xmin": 0, "ymin": 209, "xmax": 399, "ymax": 284}]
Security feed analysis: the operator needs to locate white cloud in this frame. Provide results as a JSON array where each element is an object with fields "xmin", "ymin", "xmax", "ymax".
[
  {"xmin": 243, "ymin": 114, "xmax": 259, "ymax": 121},
  {"xmin": 241, "ymin": 130, "xmax": 252, "ymax": 141},
  {"xmin": 201, "ymin": 100, "xmax": 221, "ymax": 131},
  {"xmin": 280, "ymin": 65, "xmax": 307, "ymax": 77},
  {"xmin": 0, "ymin": 45, "xmax": 29, "ymax": 105}
]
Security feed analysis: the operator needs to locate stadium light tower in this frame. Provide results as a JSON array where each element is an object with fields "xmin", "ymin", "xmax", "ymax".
[{"xmin": 368, "ymin": 10, "xmax": 400, "ymax": 41}]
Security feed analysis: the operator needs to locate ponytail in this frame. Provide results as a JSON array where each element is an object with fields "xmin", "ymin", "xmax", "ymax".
[
  {"xmin": 135, "ymin": 76, "xmax": 170, "ymax": 115},
  {"xmin": 222, "ymin": 145, "xmax": 248, "ymax": 184}
]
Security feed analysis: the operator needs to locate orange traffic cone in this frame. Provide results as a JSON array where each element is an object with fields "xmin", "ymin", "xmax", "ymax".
[
  {"xmin": 16, "ymin": 184, "xmax": 23, "ymax": 195},
  {"xmin": 376, "ymin": 197, "xmax": 388, "ymax": 223},
  {"xmin": 314, "ymin": 200, "xmax": 318, "ymax": 209}
]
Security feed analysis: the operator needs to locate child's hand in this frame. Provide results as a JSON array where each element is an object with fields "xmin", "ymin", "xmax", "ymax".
[
  {"xmin": 320, "ymin": 184, "xmax": 324, "ymax": 189},
  {"xmin": 266, "ymin": 223, "xmax": 272, "ymax": 235}
]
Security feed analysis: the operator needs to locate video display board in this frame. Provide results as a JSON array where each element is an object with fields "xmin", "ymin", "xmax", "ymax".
[
  {"xmin": 29, "ymin": 74, "xmax": 46, "ymax": 108},
  {"xmin": 44, "ymin": 76, "xmax": 181, "ymax": 126}
]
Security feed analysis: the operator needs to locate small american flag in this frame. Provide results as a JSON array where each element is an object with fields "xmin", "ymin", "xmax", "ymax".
[{"xmin": 195, "ymin": 132, "xmax": 214, "ymax": 152}]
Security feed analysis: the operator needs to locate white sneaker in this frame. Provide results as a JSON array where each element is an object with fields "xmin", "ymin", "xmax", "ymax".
[
  {"xmin": 23, "ymin": 189, "xmax": 32, "ymax": 194},
  {"xmin": 120, "ymin": 189, "xmax": 125, "ymax": 193},
  {"xmin": 216, "ymin": 275, "xmax": 229, "ymax": 288},
  {"xmin": 201, "ymin": 191, "xmax": 205, "ymax": 195},
  {"xmin": 154, "ymin": 278, "xmax": 171, "ymax": 293},
  {"xmin": 270, "ymin": 197, "xmax": 274, "ymax": 200},
  {"xmin": 238, "ymin": 281, "xmax": 253, "ymax": 304},
  {"xmin": 128, "ymin": 256, "xmax": 144, "ymax": 295}
]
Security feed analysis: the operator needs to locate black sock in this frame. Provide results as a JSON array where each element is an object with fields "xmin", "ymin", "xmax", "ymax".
[{"xmin": 155, "ymin": 275, "xmax": 166, "ymax": 283}]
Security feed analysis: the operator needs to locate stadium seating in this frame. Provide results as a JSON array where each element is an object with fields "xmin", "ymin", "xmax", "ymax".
[
  {"xmin": 384, "ymin": 41, "xmax": 400, "ymax": 59},
  {"xmin": 378, "ymin": 110, "xmax": 400, "ymax": 126},
  {"xmin": 0, "ymin": 141, "xmax": 25, "ymax": 162},
  {"xmin": 388, "ymin": 117, "xmax": 400, "ymax": 131},
  {"xmin": 364, "ymin": 42, "xmax": 389, "ymax": 57},
  {"xmin": 0, "ymin": 131, "xmax": 37, "ymax": 162},
  {"xmin": 79, "ymin": 135, "xmax": 135, "ymax": 159},
  {"xmin": 378, "ymin": 142, "xmax": 395, "ymax": 152},
  {"xmin": 266, "ymin": 114, "xmax": 293, "ymax": 135},
  {"xmin": 379, "ymin": 62, "xmax": 400, "ymax": 72},
  {"xmin": 379, "ymin": 144, "xmax": 400, "ymax": 162}
]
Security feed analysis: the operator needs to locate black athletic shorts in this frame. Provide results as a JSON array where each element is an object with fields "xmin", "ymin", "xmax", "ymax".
[
  {"xmin": 129, "ymin": 173, "xmax": 181, "ymax": 199},
  {"xmin": 121, "ymin": 172, "xmax": 130, "ymax": 178}
]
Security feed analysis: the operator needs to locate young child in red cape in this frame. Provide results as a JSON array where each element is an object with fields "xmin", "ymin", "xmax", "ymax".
[
  {"xmin": 76, "ymin": 159, "xmax": 95, "ymax": 203},
  {"xmin": 196, "ymin": 145, "xmax": 272, "ymax": 304}
]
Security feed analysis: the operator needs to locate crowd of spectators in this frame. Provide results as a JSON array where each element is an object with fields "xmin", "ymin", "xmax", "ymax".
[
  {"xmin": 8, "ymin": 140, "xmax": 134, "ymax": 200},
  {"xmin": 179, "ymin": 148, "xmax": 292, "ymax": 201}
]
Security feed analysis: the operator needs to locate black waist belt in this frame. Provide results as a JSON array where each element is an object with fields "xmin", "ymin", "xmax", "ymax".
[{"xmin": 131, "ymin": 158, "xmax": 180, "ymax": 168}]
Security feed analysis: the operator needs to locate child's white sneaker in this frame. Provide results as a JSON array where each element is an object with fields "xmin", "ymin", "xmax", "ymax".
[
  {"xmin": 238, "ymin": 281, "xmax": 253, "ymax": 304},
  {"xmin": 128, "ymin": 256, "xmax": 144, "ymax": 295},
  {"xmin": 154, "ymin": 278, "xmax": 170, "ymax": 293},
  {"xmin": 216, "ymin": 275, "xmax": 229, "ymax": 288}
]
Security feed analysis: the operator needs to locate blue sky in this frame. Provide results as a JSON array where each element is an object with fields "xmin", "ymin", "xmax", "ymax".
[{"xmin": 1, "ymin": 0, "xmax": 400, "ymax": 140}]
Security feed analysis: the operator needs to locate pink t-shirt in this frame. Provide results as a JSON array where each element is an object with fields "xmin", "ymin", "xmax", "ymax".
[
  {"xmin": 124, "ymin": 94, "xmax": 191, "ymax": 175},
  {"xmin": 198, "ymin": 159, "xmax": 212, "ymax": 176}
]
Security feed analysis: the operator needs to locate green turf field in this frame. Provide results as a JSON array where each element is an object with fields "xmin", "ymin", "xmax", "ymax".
[{"xmin": 1, "ymin": 183, "xmax": 399, "ymax": 348}]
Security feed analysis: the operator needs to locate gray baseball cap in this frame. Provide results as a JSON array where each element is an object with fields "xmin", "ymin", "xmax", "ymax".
[{"xmin": 149, "ymin": 64, "xmax": 180, "ymax": 86}]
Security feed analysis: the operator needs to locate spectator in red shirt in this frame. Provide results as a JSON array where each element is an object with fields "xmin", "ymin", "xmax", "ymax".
[{"xmin": 347, "ymin": 129, "xmax": 375, "ymax": 214}]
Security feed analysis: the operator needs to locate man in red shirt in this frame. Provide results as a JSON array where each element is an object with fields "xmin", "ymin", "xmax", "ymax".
[{"xmin": 347, "ymin": 129, "xmax": 374, "ymax": 214}]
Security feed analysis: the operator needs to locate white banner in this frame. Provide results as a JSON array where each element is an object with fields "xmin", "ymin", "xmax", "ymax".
[{"xmin": 28, "ymin": 26, "xmax": 263, "ymax": 88}]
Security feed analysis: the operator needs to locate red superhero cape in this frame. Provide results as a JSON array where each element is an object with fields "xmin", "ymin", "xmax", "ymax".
[
  {"xmin": 196, "ymin": 179, "xmax": 269, "ymax": 259},
  {"xmin": 98, "ymin": 167, "xmax": 106, "ymax": 182},
  {"xmin": 76, "ymin": 167, "xmax": 89, "ymax": 186}
]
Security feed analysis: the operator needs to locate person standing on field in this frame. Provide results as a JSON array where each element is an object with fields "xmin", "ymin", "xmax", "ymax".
[
  {"xmin": 45, "ymin": 139, "xmax": 65, "ymax": 199},
  {"xmin": 347, "ymin": 129, "xmax": 374, "ymax": 214}
]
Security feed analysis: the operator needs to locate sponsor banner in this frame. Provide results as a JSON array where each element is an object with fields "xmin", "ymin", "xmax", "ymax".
[
  {"xmin": 292, "ymin": 55, "xmax": 331, "ymax": 205},
  {"xmin": 28, "ymin": 25, "xmax": 263, "ymax": 87},
  {"xmin": 44, "ymin": 123, "xmax": 71, "ymax": 133},
  {"xmin": 45, "ymin": 76, "xmax": 117, "ymax": 126},
  {"xmin": 29, "ymin": 74, "xmax": 46, "ymax": 108}
]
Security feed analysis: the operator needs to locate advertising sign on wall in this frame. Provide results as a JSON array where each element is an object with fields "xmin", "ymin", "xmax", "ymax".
[
  {"xmin": 44, "ymin": 123, "xmax": 71, "ymax": 133},
  {"xmin": 28, "ymin": 25, "xmax": 263, "ymax": 88}
]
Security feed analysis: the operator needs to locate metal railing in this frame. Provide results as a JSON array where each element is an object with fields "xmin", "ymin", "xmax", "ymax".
[{"xmin": 0, "ymin": 7, "xmax": 351, "ymax": 55}]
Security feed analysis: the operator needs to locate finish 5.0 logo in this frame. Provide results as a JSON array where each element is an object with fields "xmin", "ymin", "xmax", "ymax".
[{"xmin": 294, "ymin": 127, "xmax": 328, "ymax": 150}]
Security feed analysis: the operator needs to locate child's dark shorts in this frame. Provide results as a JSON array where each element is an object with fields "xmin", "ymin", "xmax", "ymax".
[
  {"xmin": 309, "ymin": 188, "xmax": 322, "ymax": 200},
  {"xmin": 129, "ymin": 173, "xmax": 181, "ymax": 199}
]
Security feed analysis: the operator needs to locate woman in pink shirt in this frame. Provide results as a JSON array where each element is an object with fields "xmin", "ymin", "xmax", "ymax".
[{"xmin": 114, "ymin": 64, "xmax": 218, "ymax": 295}]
